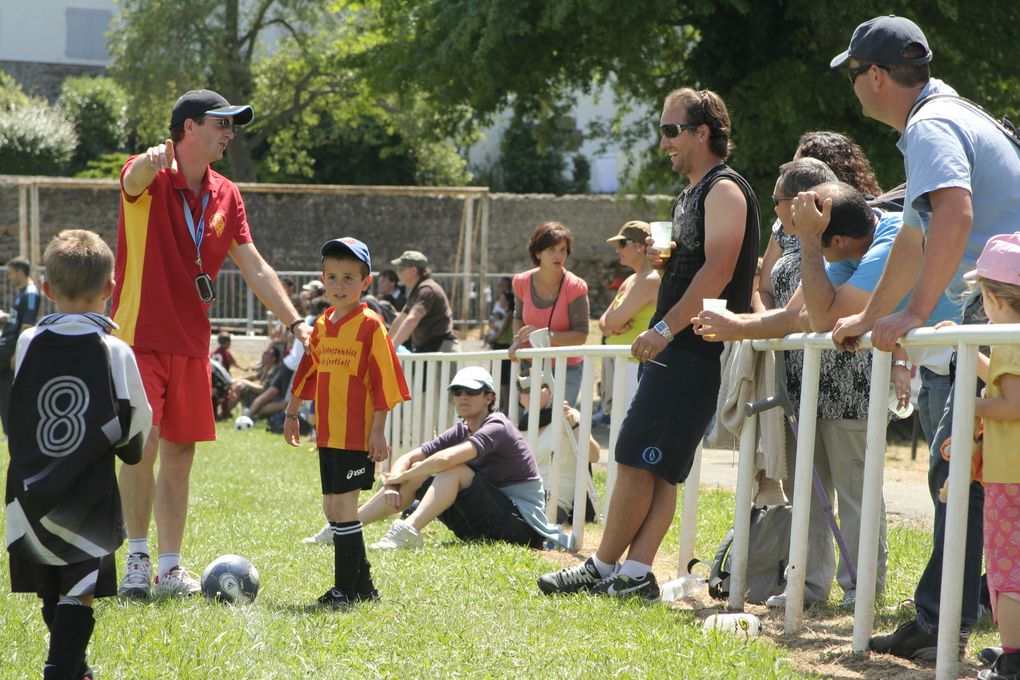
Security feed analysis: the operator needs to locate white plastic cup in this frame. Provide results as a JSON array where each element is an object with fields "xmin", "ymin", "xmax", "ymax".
[
  {"xmin": 888, "ymin": 385, "xmax": 915, "ymax": 420},
  {"xmin": 528, "ymin": 327, "xmax": 551, "ymax": 348},
  {"xmin": 702, "ymin": 298, "xmax": 727, "ymax": 313},
  {"xmin": 703, "ymin": 613, "xmax": 762, "ymax": 640},
  {"xmin": 650, "ymin": 221, "xmax": 673, "ymax": 258}
]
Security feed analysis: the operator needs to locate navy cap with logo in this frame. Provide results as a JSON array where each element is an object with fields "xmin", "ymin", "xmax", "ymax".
[
  {"xmin": 830, "ymin": 15, "xmax": 932, "ymax": 70},
  {"xmin": 169, "ymin": 89, "xmax": 255, "ymax": 130},
  {"xmin": 321, "ymin": 237, "xmax": 372, "ymax": 272}
]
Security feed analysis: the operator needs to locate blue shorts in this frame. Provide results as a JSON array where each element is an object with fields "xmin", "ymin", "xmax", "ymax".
[{"xmin": 613, "ymin": 345, "xmax": 720, "ymax": 484}]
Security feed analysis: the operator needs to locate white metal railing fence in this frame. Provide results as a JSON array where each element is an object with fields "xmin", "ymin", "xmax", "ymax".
[
  {"xmin": 727, "ymin": 324, "xmax": 1020, "ymax": 680},
  {"xmin": 389, "ymin": 324, "xmax": 1020, "ymax": 680}
]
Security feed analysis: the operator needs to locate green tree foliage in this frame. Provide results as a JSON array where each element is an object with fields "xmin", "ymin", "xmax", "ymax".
[
  {"xmin": 108, "ymin": 0, "xmax": 473, "ymax": 186},
  {"xmin": 495, "ymin": 107, "xmax": 589, "ymax": 193},
  {"xmin": 59, "ymin": 76, "xmax": 129, "ymax": 170},
  {"xmin": 365, "ymin": 1, "xmax": 1020, "ymax": 204},
  {"xmin": 0, "ymin": 74, "xmax": 77, "ymax": 175}
]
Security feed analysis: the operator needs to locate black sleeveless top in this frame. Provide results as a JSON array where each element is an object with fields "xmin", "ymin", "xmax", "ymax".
[{"xmin": 651, "ymin": 163, "xmax": 760, "ymax": 358}]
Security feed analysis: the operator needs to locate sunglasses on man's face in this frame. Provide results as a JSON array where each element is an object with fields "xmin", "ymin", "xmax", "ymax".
[
  {"xmin": 204, "ymin": 117, "xmax": 237, "ymax": 133},
  {"xmin": 450, "ymin": 386, "xmax": 484, "ymax": 397},
  {"xmin": 658, "ymin": 122, "xmax": 700, "ymax": 138},
  {"xmin": 848, "ymin": 62, "xmax": 888, "ymax": 84}
]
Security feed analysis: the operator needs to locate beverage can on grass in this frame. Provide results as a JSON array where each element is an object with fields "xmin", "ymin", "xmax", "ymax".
[{"xmin": 702, "ymin": 613, "xmax": 761, "ymax": 640}]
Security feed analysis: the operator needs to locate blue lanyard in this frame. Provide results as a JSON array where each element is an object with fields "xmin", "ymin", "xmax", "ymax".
[{"xmin": 180, "ymin": 191, "xmax": 210, "ymax": 269}]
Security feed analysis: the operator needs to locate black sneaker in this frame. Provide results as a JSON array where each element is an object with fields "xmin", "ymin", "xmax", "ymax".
[
  {"xmin": 353, "ymin": 588, "xmax": 380, "ymax": 603},
  {"xmin": 591, "ymin": 572, "xmax": 660, "ymax": 601},
  {"xmin": 537, "ymin": 557, "xmax": 605, "ymax": 595},
  {"xmin": 869, "ymin": 619, "xmax": 965, "ymax": 662},
  {"xmin": 981, "ymin": 647, "xmax": 1004, "ymax": 667},
  {"xmin": 979, "ymin": 651, "xmax": 1020, "ymax": 680},
  {"xmin": 316, "ymin": 588, "xmax": 352, "ymax": 610}
]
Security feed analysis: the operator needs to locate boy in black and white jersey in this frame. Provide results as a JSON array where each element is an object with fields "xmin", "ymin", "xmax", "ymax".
[{"xmin": 4, "ymin": 229, "xmax": 151, "ymax": 680}]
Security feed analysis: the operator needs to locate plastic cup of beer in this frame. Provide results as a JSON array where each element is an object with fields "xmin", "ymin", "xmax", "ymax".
[
  {"xmin": 650, "ymin": 221, "xmax": 673, "ymax": 258},
  {"xmin": 528, "ymin": 327, "xmax": 551, "ymax": 348},
  {"xmin": 703, "ymin": 298, "xmax": 727, "ymax": 313}
]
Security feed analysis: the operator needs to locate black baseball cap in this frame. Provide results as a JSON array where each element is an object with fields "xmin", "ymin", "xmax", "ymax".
[
  {"xmin": 830, "ymin": 16, "xmax": 932, "ymax": 70},
  {"xmin": 168, "ymin": 89, "xmax": 254, "ymax": 130}
]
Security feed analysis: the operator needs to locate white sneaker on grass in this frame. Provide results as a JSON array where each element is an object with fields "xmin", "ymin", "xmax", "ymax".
[
  {"xmin": 368, "ymin": 519, "xmax": 423, "ymax": 550},
  {"xmin": 118, "ymin": 552, "xmax": 152, "ymax": 598},
  {"xmin": 302, "ymin": 523, "xmax": 333, "ymax": 545},
  {"xmin": 153, "ymin": 566, "xmax": 202, "ymax": 597}
]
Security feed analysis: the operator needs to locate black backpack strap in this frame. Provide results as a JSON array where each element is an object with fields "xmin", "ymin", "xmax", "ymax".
[{"xmin": 908, "ymin": 94, "xmax": 1020, "ymax": 151}]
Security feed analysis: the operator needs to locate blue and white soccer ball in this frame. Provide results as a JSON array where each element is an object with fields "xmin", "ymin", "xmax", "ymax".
[
  {"xmin": 201, "ymin": 554, "xmax": 260, "ymax": 604},
  {"xmin": 233, "ymin": 415, "xmax": 255, "ymax": 430}
]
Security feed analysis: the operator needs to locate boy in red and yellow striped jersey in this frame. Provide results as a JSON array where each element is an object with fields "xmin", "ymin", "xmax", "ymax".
[{"xmin": 283, "ymin": 238, "xmax": 409, "ymax": 609}]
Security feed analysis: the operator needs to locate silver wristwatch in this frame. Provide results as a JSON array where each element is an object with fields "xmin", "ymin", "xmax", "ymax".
[
  {"xmin": 892, "ymin": 359, "xmax": 910, "ymax": 370},
  {"xmin": 653, "ymin": 320, "xmax": 674, "ymax": 342}
]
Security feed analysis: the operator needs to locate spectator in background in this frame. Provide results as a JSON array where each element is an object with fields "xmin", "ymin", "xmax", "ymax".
[
  {"xmin": 376, "ymin": 269, "xmax": 406, "ymax": 312},
  {"xmin": 388, "ymin": 251, "xmax": 459, "ymax": 353},
  {"xmin": 0, "ymin": 256, "xmax": 41, "ymax": 436},
  {"xmin": 599, "ymin": 221, "xmax": 660, "ymax": 416},
  {"xmin": 210, "ymin": 331, "xmax": 236, "ymax": 373},
  {"xmin": 755, "ymin": 131, "xmax": 883, "ymax": 314},
  {"xmin": 517, "ymin": 374, "xmax": 601, "ymax": 524},
  {"xmin": 538, "ymin": 87, "xmax": 759, "ymax": 600},
  {"xmin": 485, "ymin": 276, "xmax": 516, "ymax": 410},
  {"xmin": 509, "ymin": 222, "xmax": 590, "ymax": 407},
  {"xmin": 829, "ymin": 15, "xmax": 1020, "ymax": 660},
  {"xmin": 225, "ymin": 345, "xmax": 282, "ymax": 414}
]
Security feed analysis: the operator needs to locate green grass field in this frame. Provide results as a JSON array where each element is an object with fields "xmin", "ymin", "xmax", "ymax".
[{"xmin": 0, "ymin": 423, "xmax": 997, "ymax": 679}]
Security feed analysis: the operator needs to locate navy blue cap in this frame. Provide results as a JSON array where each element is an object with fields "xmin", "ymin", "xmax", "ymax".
[
  {"xmin": 321, "ymin": 237, "xmax": 372, "ymax": 271},
  {"xmin": 169, "ymin": 89, "xmax": 255, "ymax": 130},
  {"xmin": 830, "ymin": 16, "xmax": 932, "ymax": 70}
]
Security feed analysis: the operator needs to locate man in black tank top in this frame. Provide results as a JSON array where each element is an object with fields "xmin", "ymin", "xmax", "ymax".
[{"xmin": 538, "ymin": 88, "xmax": 759, "ymax": 600}]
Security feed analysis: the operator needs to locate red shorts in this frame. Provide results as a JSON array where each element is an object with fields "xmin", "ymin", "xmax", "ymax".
[{"xmin": 135, "ymin": 348, "xmax": 215, "ymax": 442}]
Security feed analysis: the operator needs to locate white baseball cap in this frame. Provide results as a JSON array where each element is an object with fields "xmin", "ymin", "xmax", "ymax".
[{"xmin": 448, "ymin": 366, "xmax": 495, "ymax": 393}]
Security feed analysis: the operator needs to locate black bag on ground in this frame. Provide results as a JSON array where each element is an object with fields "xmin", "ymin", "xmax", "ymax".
[{"xmin": 708, "ymin": 504, "xmax": 792, "ymax": 604}]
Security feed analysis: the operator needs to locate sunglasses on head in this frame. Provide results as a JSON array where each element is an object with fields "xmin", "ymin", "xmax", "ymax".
[
  {"xmin": 450, "ymin": 386, "xmax": 484, "ymax": 397},
  {"xmin": 658, "ymin": 122, "xmax": 700, "ymax": 138}
]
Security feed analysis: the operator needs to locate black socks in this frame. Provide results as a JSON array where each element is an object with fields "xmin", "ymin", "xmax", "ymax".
[
  {"xmin": 43, "ymin": 601, "xmax": 94, "ymax": 680},
  {"xmin": 331, "ymin": 521, "xmax": 373, "ymax": 595}
]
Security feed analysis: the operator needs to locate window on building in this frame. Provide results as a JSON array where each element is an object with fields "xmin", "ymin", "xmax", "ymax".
[{"xmin": 66, "ymin": 8, "xmax": 113, "ymax": 60}]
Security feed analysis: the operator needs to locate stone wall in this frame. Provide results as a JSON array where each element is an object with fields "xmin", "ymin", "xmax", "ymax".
[
  {"xmin": 0, "ymin": 176, "xmax": 674, "ymax": 313},
  {"xmin": 1, "ymin": 61, "xmax": 106, "ymax": 102}
]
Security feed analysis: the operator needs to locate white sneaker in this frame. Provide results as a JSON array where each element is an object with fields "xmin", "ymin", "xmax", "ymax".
[
  {"xmin": 302, "ymin": 523, "xmax": 334, "ymax": 545},
  {"xmin": 765, "ymin": 593, "xmax": 787, "ymax": 608},
  {"xmin": 118, "ymin": 552, "xmax": 152, "ymax": 598},
  {"xmin": 368, "ymin": 519, "xmax": 424, "ymax": 550},
  {"xmin": 153, "ymin": 566, "xmax": 202, "ymax": 597}
]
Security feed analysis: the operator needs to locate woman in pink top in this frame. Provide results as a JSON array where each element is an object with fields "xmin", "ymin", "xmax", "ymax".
[{"xmin": 509, "ymin": 222, "xmax": 590, "ymax": 406}]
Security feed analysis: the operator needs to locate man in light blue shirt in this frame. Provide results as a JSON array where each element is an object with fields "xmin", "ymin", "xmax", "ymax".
[{"xmin": 829, "ymin": 15, "xmax": 1020, "ymax": 664}]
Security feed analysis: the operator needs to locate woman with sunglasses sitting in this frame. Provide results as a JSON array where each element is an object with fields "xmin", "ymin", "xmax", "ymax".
[
  {"xmin": 598, "ymin": 220, "xmax": 660, "ymax": 416},
  {"xmin": 356, "ymin": 366, "xmax": 573, "ymax": 551}
]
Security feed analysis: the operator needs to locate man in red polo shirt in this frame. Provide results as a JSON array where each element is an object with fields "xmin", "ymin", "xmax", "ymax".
[{"xmin": 112, "ymin": 90, "xmax": 311, "ymax": 598}]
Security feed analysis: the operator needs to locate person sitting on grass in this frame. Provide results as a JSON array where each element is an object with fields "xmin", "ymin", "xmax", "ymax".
[
  {"xmin": 5, "ymin": 229, "xmax": 151, "ymax": 680},
  {"xmin": 225, "ymin": 344, "xmax": 281, "ymax": 415},
  {"xmin": 282, "ymin": 237, "xmax": 410, "ymax": 610},
  {"xmin": 358, "ymin": 366, "xmax": 574, "ymax": 551}
]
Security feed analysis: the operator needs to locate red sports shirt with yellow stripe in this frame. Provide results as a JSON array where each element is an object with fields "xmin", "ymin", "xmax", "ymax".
[
  {"xmin": 111, "ymin": 157, "xmax": 253, "ymax": 357},
  {"xmin": 291, "ymin": 303, "xmax": 410, "ymax": 451}
]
